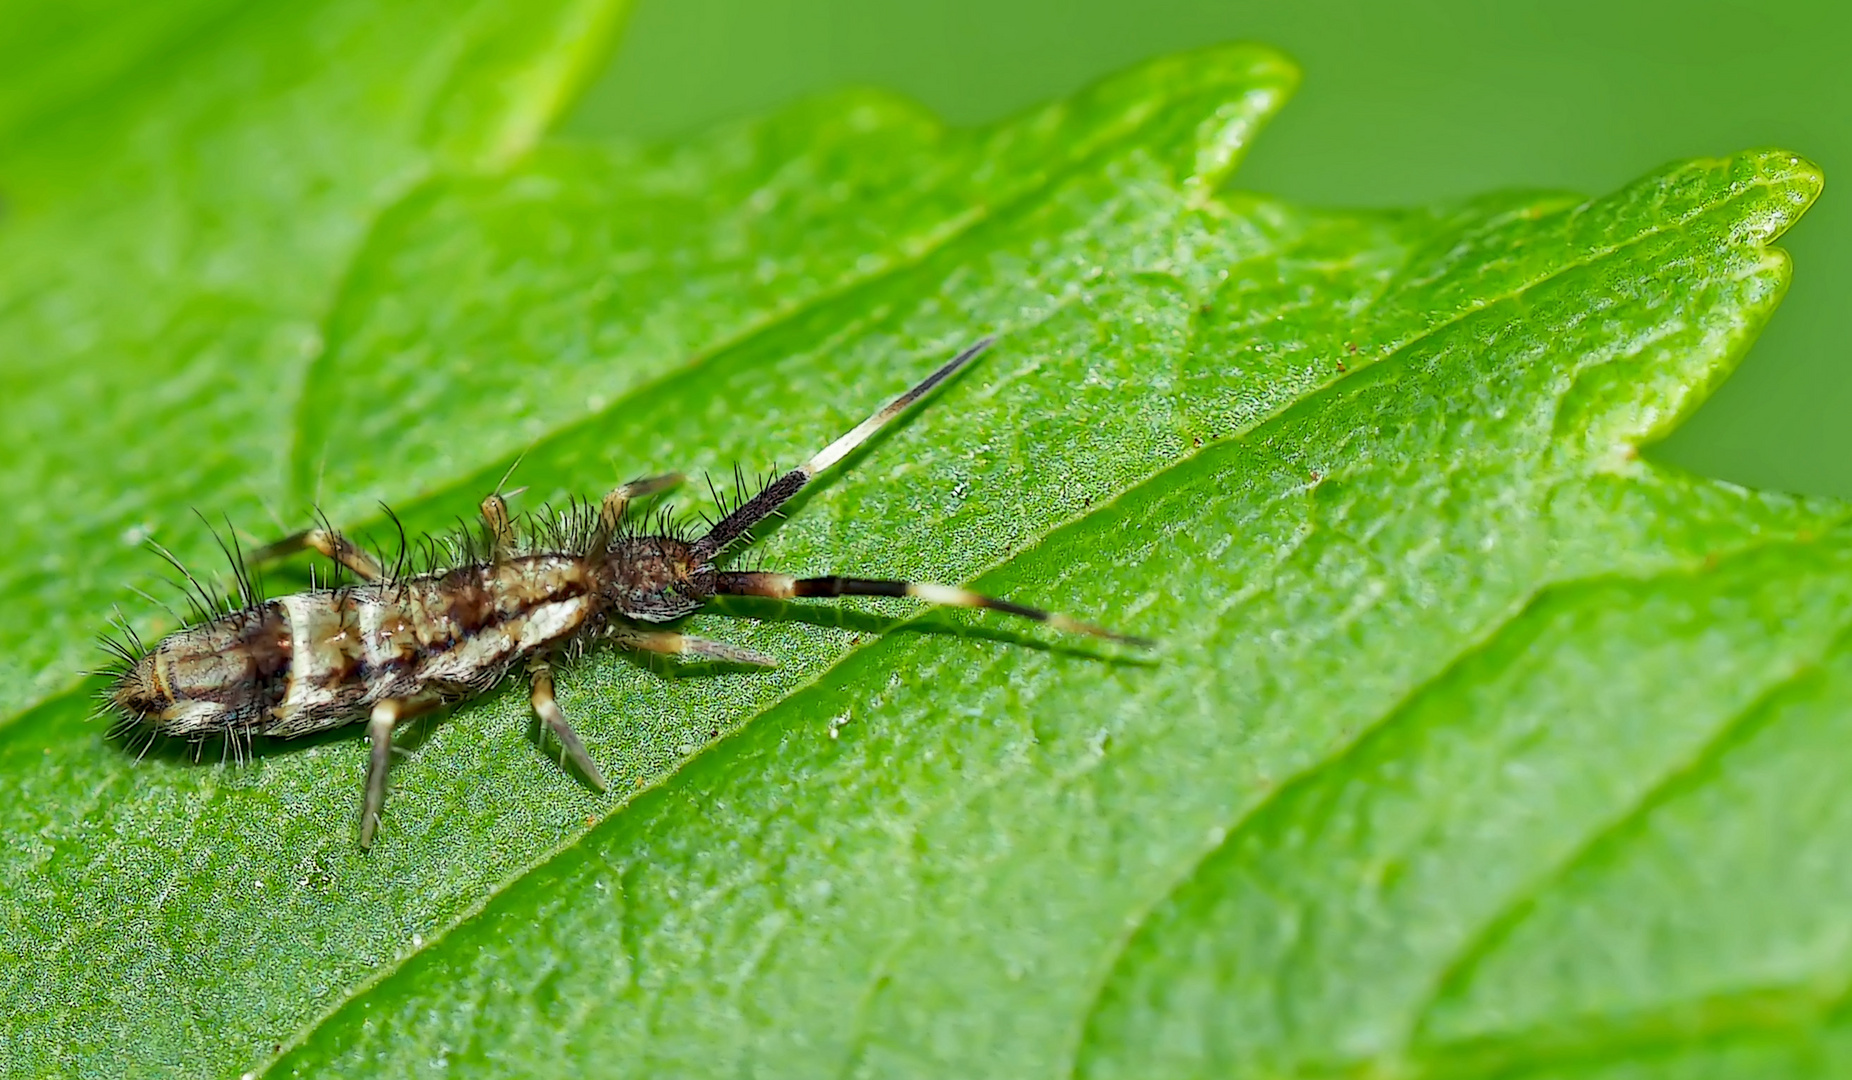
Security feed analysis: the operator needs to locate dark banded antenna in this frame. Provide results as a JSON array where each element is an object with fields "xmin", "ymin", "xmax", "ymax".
[
  {"xmin": 691, "ymin": 338, "xmax": 994, "ymax": 560},
  {"xmin": 716, "ymin": 571, "xmax": 1153, "ymax": 647}
]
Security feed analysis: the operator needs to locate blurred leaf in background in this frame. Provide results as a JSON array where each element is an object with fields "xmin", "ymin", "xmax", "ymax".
[{"xmin": 2, "ymin": 2, "xmax": 1850, "ymax": 1078}]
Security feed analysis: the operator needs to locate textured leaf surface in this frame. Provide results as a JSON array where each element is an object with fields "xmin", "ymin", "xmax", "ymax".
[
  {"xmin": 0, "ymin": 0, "xmax": 634, "ymax": 1071},
  {"xmin": 0, "ymin": 24, "xmax": 1841, "ymax": 1080},
  {"xmin": 274, "ymin": 143, "xmax": 1843, "ymax": 1078},
  {"xmin": 0, "ymin": 0, "xmax": 625, "ymax": 707}
]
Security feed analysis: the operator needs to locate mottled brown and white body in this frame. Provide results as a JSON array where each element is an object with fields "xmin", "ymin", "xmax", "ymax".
[
  {"xmin": 107, "ymin": 339, "xmax": 1147, "ymax": 847},
  {"xmin": 116, "ymin": 555, "xmax": 601, "ymax": 739}
]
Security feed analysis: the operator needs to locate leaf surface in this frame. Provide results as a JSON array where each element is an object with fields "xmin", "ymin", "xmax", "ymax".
[
  {"xmin": 0, "ymin": 27, "xmax": 1841, "ymax": 1080},
  {"xmin": 274, "ymin": 135, "xmax": 1843, "ymax": 1077},
  {"xmin": 0, "ymin": 0, "xmax": 625, "ymax": 708}
]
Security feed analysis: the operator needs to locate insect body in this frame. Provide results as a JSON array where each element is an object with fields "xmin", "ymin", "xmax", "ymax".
[{"xmin": 106, "ymin": 339, "xmax": 1147, "ymax": 847}]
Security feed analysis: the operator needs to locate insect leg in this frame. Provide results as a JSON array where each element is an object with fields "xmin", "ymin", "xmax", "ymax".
[
  {"xmin": 249, "ymin": 527, "xmax": 386, "ymax": 582},
  {"xmin": 528, "ymin": 659, "xmax": 609, "ymax": 792},
  {"xmin": 480, "ymin": 495, "xmax": 517, "ymax": 560},
  {"xmin": 359, "ymin": 694, "xmax": 440, "ymax": 849},
  {"xmin": 691, "ymin": 338, "xmax": 992, "ymax": 560},
  {"xmin": 715, "ymin": 571, "xmax": 1152, "ymax": 647},
  {"xmin": 598, "ymin": 472, "xmax": 686, "ymax": 535},
  {"xmin": 613, "ymin": 627, "xmax": 778, "ymax": 667}
]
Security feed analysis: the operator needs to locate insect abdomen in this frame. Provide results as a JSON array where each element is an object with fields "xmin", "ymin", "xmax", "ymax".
[
  {"xmin": 264, "ymin": 556, "xmax": 600, "ymax": 736},
  {"xmin": 111, "ymin": 602, "xmax": 294, "ymax": 738},
  {"xmin": 111, "ymin": 554, "xmax": 605, "ymax": 742}
]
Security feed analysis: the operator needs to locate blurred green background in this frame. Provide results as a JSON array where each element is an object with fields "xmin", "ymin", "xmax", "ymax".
[{"xmin": 564, "ymin": 0, "xmax": 1851, "ymax": 497}]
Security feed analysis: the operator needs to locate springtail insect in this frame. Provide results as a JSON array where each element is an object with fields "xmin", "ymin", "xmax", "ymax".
[{"xmin": 103, "ymin": 339, "xmax": 1150, "ymax": 847}]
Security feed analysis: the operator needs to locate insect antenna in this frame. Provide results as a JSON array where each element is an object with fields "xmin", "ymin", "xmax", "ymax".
[
  {"xmin": 691, "ymin": 337, "xmax": 992, "ymax": 561},
  {"xmin": 700, "ymin": 468, "xmax": 760, "ymax": 547},
  {"xmin": 715, "ymin": 571, "xmax": 1152, "ymax": 647}
]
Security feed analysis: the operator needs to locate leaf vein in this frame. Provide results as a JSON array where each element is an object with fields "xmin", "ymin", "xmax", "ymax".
[{"xmin": 1407, "ymin": 594, "xmax": 1852, "ymax": 1050}]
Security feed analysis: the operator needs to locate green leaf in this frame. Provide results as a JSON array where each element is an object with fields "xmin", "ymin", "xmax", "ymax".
[
  {"xmin": 0, "ymin": 27, "xmax": 1840, "ymax": 1080},
  {"xmin": 268, "ymin": 137, "xmax": 1841, "ymax": 1077},
  {"xmin": 0, "ymin": 0, "xmax": 627, "ymax": 709},
  {"xmin": 290, "ymin": 48, "xmax": 1294, "ymax": 519}
]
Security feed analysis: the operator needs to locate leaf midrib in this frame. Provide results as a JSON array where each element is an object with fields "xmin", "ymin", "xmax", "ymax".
[{"xmin": 1408, "ymin": 586, "xmax": 1852, "ymax": 1049}]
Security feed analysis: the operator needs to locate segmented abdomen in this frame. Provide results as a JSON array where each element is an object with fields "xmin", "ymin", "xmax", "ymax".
[{"xmin": 112, "ymin": 555, "xmax": 599, "ymax": 740}]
